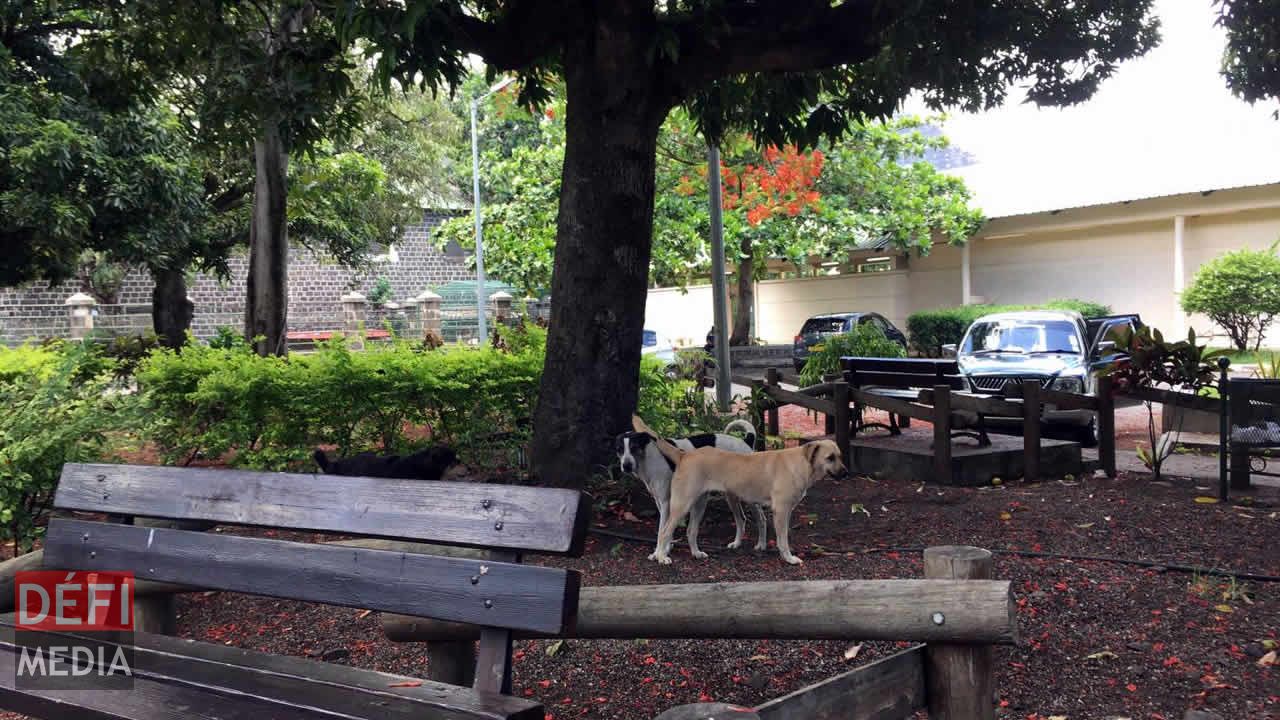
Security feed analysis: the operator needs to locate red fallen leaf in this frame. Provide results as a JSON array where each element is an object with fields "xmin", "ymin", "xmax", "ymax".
[
  {"xmin": 387, "ymin": 680, "xmax": 422, "ymax": 688},
  {"xmin": 1163, "ymin": 656, "xmax": 1182, "ymax": 667},
  {"xmin": 698, "ymin": 692, "xmax": 714, "ymax": 702},
  {"xmin": 643, "ymin": 656, "xmax": 656, "ymax": 665},
  {"xmin": 538, "ymin": 680, "xmax": 552, "ymax": 688},
  {"xmin": 524, "ymin": 689, "xmax": 535, "ymax": 697},
  {"xmin": 594, "ymin": 697, "xmax": 608, "ymax": 703},
  {"xmin": 1126, "ymin": 683, "xmax": 1138, "ymax": 692}
]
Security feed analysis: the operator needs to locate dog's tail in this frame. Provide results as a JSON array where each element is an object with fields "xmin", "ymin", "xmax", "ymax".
[
  {"xmin": 723, "ymin": 419, "xmax": 758, "ymax": 450},
  {"xmin": 312, "ymin": 449, "xmax": 331, "ymax": 473},
  {"xmin": 631, "ymin": 415, "xmax": 685, "ymax": 466}
]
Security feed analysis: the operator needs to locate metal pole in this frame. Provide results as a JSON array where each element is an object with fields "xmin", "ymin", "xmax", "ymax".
[
  {"xmin": 470, "ymin": 99, "xmax": 488, "ymax": 344},
  {"xmin": 707, "ymin": 145, "xmax": 732, "ymax": 411}
]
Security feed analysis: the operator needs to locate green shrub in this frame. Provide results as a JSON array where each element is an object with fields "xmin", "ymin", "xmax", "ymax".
[
  {"xmin": 799, "ymin": 324, "xmax": 906, "ymax": 386},
  {"xmin": 135, "ymin": 336, "xmax": 546, "ymax": 470},
  {"xmin": 0, "ymin": 343, "xmax": 118, "ymax": 551},
  {"xmin": 908, "ymin": 298, "xmax": 1112, "ymax": 357},
  {"xmin": 367, "ymin": 277, "xmax": 394, "ymax": 305},
  {"xmin": 1180, "ymin": 245, "xmax": 1280, "ymax": 351}
]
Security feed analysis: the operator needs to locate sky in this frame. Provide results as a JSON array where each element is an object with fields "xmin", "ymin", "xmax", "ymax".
[{"xmin": 912, "ymin": 0, "xmax": 1280, "ymax": 219}]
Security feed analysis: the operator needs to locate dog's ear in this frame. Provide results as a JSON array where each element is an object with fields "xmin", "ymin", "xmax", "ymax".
[{"xmin": 804, "ymin": 442, "xmax": 820, "ymax": 467}]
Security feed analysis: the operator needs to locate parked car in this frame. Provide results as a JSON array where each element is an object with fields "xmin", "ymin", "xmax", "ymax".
[
  {"xmin": 945, "ymin": 310, "xmax": 1142, "ymax": 446},
  {"xmin": 642, "ymin": 329, "xmax": 678, "ymax": 371},
  {"xmin": 792, "ymin": 312, "xmax": 907, "ymax": 373}
]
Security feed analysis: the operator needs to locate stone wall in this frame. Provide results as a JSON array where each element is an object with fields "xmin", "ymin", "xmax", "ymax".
[{"xmin": 0, "ymin": 211, "xmax": 470, "ymax": 344}]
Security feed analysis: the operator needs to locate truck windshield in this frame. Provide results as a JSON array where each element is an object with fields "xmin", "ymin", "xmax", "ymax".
[{"xmin": 963, "ymin": 320, "xmax": 1081, "ymax": 354}]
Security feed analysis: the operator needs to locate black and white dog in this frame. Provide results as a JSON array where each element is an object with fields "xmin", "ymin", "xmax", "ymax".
[
  {"xmin": 313, "ymin": 446, "xmax": 459, "ymax": 481},
  {"xmin": 616, "ymin": 419, "xmax": 769, "ymax": 560}
]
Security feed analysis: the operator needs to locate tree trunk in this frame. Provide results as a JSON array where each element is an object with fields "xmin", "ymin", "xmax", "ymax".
[
  {"xmin": 529, "ymin": 12, "xmax": 672, "ymax": 488},
  {"xmin": 730, "ymin": 237, "xmax": 754, "ymax": 345},
  {"xmin": 150, "ymin": 267, "xmax": 193, "ymax": 350},
  {"xmin": 244, "ymin": 122, "xmax": 289, "ymax": 356}
]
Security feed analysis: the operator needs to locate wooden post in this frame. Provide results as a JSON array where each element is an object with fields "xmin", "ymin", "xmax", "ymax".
[
  {"xmin": 834, "ymin": 382, "xmax": 851, "ymax": 469},
  {"xmin": 765, "ymin": 368, "xmax": 781, "ymax": 438},
  {"xmin": 1228, "ymin": 379, "xmax": 1252, "ymax": 491},
  {"xmin": 1096, "ymin": 375, "xmax": 1116, "ymax": 478},
  {"xmin": 473, "ymin": 549, "xmax": 518, "ymax": 694},
  {"xmin": 1021, "ymin": 380, "xmax": 1041, "ymax": 482},
  {"xmin": 429, "ymin": 641, "xmax": 477, "ymax": 687},
  {"xmin": 1218, "ymin": 359, "xmax": 1231, "ymax": 500},
  {"xmin": 933, "ymin": 385, "xmax": 952, "ymax": 485},
  {"xmin": 924, "ymin": 546, "xmax": 995, "ymax": 720}
]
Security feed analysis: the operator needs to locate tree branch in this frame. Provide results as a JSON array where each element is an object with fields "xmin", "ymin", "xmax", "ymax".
[
  {"xmin": 438, "ymin": 2, "xmax": 567, "ymax": 71},
  {"xmin": 669, "ymin": 1, "xmax": 894, "ymax": 90}
]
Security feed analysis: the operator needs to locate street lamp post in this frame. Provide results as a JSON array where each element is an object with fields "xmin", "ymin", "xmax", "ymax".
[{"xmin": 470, "ymin": 76, "xmax": 515, "ymax": 344}]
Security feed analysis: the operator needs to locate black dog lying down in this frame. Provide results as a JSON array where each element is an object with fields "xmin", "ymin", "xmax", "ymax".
[{"xmin": 313, "ymin": 446, "xmax": 458, "ymax": 480}]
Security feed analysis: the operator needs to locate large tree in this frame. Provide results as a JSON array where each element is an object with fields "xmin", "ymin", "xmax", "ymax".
[
  {"xmin": 340, "ymin": 0, "xmax": 1160, "ymax": 485},
  {"xmin": 1217, "ymin": 0, "xmax": 1280, "ymax": 112}
]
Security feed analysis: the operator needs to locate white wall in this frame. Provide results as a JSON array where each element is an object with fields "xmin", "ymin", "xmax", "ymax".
[
  {"xmin": 643, "ymin": 192, "xmax": 1280, "ymax": 349},
  {"xmin": 754, "ymin": 271, "xmax": 911, "ymax": 343},
  {"xmin": 644, "ymin": 285, "xmax": 715, "ymax": 347}
]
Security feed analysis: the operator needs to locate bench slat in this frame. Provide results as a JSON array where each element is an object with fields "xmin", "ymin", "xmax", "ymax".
[
  {"xmin": 844, "ymin": 370, "xmax": 967, "ymax": 391},
  {"xmin": 56, "ymin": 464, "xmax": 590, "ymax": 556},
  {"xmin": 0, "ymin": 620, "xmax": 542, "ymax": 720},
  {"xmin": 44, "ymin": 519, "xmax": 579, "ymax": 635},
  {"xmin": 842, "ymin": 357, "xmax": 960, "ymax": 375}
]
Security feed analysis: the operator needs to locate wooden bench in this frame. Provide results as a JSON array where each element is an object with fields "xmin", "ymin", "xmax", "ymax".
[
  {"xmin": 0, "ymin": 462, "xmax": 590, "ymax": 720},
  {"xmin": 842, "ymin": 357, "xmax": 990, "ymax": 446}
]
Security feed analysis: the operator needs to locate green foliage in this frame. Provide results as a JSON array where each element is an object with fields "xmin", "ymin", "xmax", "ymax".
[
  {"xmin": 1107, "ymin": 325, "xmax": 1229, "ymax": 394},
  {"xmin": 1256, "ymin": 351, "xmax": 1280, "ymax": 380},
  {"xmin": 134, "ymin": 337, "xmax": 545, "ymax": 470},
  {"xmin": 635, "ymin": 356, "xmax": 741, "ymax": 439},
  {"xmin": 799, "ymin": 324, "xmax": 905, "ymax": 387},
  {"xmin": 908, "ymin": 299, "xmax": 1113, "ymax": 357},
  {"xmin": 0, "ymin": 344, "xmax": 117, "ymax": 551},
  {"xmin": 1217, "ymin": 0, "xmax": 1280, "ymax": 110},
  {"xmin": 1180, "ymin": 245, "xmax": 1280, "ymax": 351},
  {"xmin": 366, "ymin": 277, "xmax": 394, "ymax": 305}
]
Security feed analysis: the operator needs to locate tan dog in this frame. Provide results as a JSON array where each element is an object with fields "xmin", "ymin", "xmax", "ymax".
[{"xmin": 634, "ymin": 416, "xmax": 848, "ymax": 565}]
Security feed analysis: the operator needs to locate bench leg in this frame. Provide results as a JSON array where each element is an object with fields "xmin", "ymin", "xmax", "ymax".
[
  {"xmin": 429, "ymin": 641, "xmax": 477, "ymax": 686},
  {"xmin": 473, "ymin": 549, "xmax": 518, "ymax": 694}
]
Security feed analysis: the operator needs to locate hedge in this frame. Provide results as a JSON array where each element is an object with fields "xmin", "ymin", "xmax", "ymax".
[{"xmin": 907, "ymin": 299, "xmax": 1112, "ymax": 357}]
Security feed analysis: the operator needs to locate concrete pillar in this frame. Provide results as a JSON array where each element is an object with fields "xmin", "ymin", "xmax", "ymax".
[
  {"xmin": 341, "ymin": 291, "xmax": 366, "ymax": 347},
  {"xmin": 416, "ymin": 289, "xmax": 442, "ymax": 339},
  {"xmin": 383, "ymin": 301, "xmax": 404, "ymax": 337},
  {"xmin": 403, "ymin": 296, "xmax": 422, "ymax": 337},
  {"xmin": 1174, "ymin": 215, "xmax": 1186, "ymax": 338},
  {"xmin": 64, "ymin": 292, "xmax": 97, "ymax": 340},
  {"xmin": 489, "ymin": 290, "xmax": 513, "ymax": 328},
  {"xmin": 961, "ymin": 243, "xmax": 973, "ymax": 306}
]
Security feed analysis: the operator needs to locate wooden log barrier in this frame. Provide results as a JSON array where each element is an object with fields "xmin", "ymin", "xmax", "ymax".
[{"xmin": 384, "ymin": 577, "xmax": 1016, "ymax": 645}]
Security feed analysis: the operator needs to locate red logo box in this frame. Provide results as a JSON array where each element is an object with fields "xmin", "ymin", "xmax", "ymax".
[{"xmin": 15, "ymin": 571, "xmax": 134, "ymax": 632}]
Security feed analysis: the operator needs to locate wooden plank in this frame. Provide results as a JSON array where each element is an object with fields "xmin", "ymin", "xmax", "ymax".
[
  {"xmin": 934, "ymin": 386, "xmax": 953, "ymax": 485},
  {"xmin": 842, "ymin": 357, "xmax": 960, "ymax": 375},
  {"xmin": 846, "ymin": 370, "xmax": 966, "ymax": 391},
  {"xmin": 1125, "ymin": 386, "xmax": 1222, "ymax": 413},
  {"xmin": 848, "ymin": 389, "xmax": 936, "ymax": 423},
  {"xmin": 917, "ymin": 389, "xmax": 1024, "ymax": 417},
  {"xmin": 924, "ymin": 546, "xmax": 995, "ymax": 720},
  {"xmin": 44, "ymin": 519, "xmax": 580, "ymax": 635},
  {"xmin": 0, "ymin": 621, "xmax": 541, "ymax": 720},
  {"xmin": 55, "ymin": 463, "xmax": 591, "ymax": 556},
  {"xmin": 762, "ymin": 385, "xmax": 839, "ymax": 416},
  {"xmin": 1022, "ymin": 381, "xmax": 1041, "ymax": 483},
  {"xmin": 1001, "ymin": 383, "xmax": 1098, "ymax": 411},
  {"xmin": 1097, "ymin": 376, "xmax": 1116, "ymax": 478},
  {"xmin": 384, "ymin": 579, "xmax": 1017, "ymax": 645},
  {"xmin": 754, "ymin": 645, "xmax": 925, "ymax": 720}
]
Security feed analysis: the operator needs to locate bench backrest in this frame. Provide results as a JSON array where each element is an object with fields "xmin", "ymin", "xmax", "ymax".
[
  {"xmin": 842, "ymin": 357, "xmax": 966, "ymax": 391},
  {"xmin": 45, "ymin": 463, "xmax": 589, "ymax": 637}
]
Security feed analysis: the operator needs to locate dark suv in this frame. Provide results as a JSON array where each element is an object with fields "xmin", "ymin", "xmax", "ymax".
[{"xmin": 792, "ymin": 312, "xmax": 907, "ymax": 372}]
